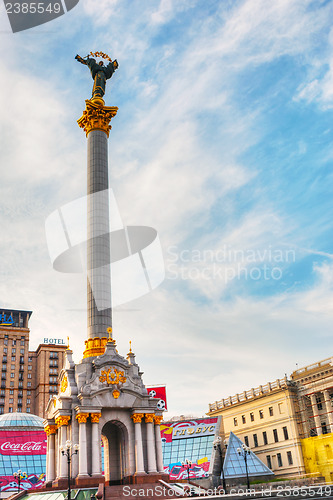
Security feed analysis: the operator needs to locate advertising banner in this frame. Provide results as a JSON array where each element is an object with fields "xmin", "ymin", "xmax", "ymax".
[
  {"xmin": 0, "ymin": 430, "xmax": 47, "ymax": 455},
  {"xmin": 160, "ymin": 417, "xmax": 217, "ymax": 442},
  {"xmin": 147, "ymin": 385, "xmax": 167, "ymax": 410}
]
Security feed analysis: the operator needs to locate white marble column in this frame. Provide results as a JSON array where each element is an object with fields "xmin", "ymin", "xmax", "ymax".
[
  {"xmin": 91, "ymin": 413, "xmax": 102, "ymax": 476},
  {"xmin": 310, "ymin": 393, "xmax": 322, "ymax": 436},
  {"xmin": 77, "ymin": 414, "xmax": 89, "ymax": 477},
  {"xmin": 46, "ymin": 429, "xmax": 56, "ymax": 482},
  {"xmin": 59, "ymin": 425, "xmax": 68, "ymax": 478},
  {"xmin": 323, "ymin": 390, "xmax": 333, "ymax": 432},
  {"xmin": 145, "ymin": 414, "xmax": 157, "ymax": 474},
  {"xmin": 131, "ymin": 414, "xmax": 145, "ymax": 474},
  {"xmin": 154, "ymin": 417, "xmax": 164, "ymax": 474}
]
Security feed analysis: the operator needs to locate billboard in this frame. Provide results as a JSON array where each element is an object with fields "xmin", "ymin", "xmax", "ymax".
[
  {"xmin": 147, "ymin": 385, "xmax": 167, "ymax": 410},
  {"xmin": 161, "ymin": 417, "xmax": 218, "ymax": 481},
  {"xmin": 0, "ymin": 430, "xmax": 47, "ymax": 492}
]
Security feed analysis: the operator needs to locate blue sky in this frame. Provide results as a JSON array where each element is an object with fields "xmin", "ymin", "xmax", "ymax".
[{"xmin": 0, "ymin": 0, "xmax": 333, "ymax": 417}]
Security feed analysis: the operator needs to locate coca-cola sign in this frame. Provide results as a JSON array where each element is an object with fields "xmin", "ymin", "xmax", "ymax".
[{"xmin": 0, "ymin": 431, "xmax": 47, "ymax": 455}]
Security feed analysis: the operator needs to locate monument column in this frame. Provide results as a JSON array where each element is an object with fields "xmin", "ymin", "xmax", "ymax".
[
  {"xmin": 78, "ymin": 96, "xmax": 118, "ymax": 359},
  {"xmin": 55, "ymin": 416, "xmax": 71, "ymax": 478},
  {"xmin": 77, "ymin": 413, "xmax": 90, "ymax": 477},
  {"xmin": 310, "ymin": 393, "xmax": 322, "ymax": 435},
  {"xmin": 45, "ymin": 425, "xmax": 57, "ymax": 483},
  {"xmin": 154, "ymin": 416, "xmax": 165, "ymax": 474},
  {"xmin": 145, "ymin": 414, "xmax": 157, "ymax": 473},
  {"xmin": 131, "ymin": 413, "xmax": 146, "ymax": 474},
  {"xmin": 91, "ymin": 413, "xmax": 102, "ymax": 476}
]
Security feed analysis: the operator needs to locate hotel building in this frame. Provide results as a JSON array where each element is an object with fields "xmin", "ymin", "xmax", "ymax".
[{"xmin": 0, "ymin": 308, "xmax": 66, "ymax": 418}]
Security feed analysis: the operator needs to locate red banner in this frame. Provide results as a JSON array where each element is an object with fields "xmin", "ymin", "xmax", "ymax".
[
  {"xmin": 146, "ymin": 386, "xmax": 167, "ymax": 410},
  {"xmin": 0, "ymin": 430, "xmax": 47, "ymax": 455}
]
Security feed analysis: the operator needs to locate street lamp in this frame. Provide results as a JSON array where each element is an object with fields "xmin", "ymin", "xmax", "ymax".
[
  {"xmin": 237, "ymin": 443, "xmax": 251, "ymax": 489},
  {"xmin": 181, "ymin": 459, "xmax": 192, "ymax": 483},
  {"xmin": 60, "ymin": 440, "xmax": 79, "ymax": 500},
  {"xmin": 213, "ymin": 436, "xmax": 228, "ymax": 493},
  {"xmin": 13, "ymin": 470, "xmax": 27, "ymax": 493}
]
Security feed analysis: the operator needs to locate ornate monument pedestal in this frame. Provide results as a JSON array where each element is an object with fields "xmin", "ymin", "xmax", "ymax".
[{"xmin": 45, "ymin": 342, "xmax": 166, "ymax": 486}]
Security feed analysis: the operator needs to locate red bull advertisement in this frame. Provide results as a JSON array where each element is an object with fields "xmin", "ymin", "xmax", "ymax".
[
  {"xmin": 0, "ymin": 430, "xmax": 47, "ymax": 492},
  {"xmin": 161, "ymin": 417, "xmax": 218, "ymax": 481}
]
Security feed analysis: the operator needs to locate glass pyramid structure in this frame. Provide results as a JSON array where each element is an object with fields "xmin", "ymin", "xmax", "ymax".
[{"xmin": 223, "ymin": 432, "xmax": 273, "ymax": 478}]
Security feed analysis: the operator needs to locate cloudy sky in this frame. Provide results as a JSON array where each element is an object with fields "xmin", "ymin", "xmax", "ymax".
[{"xmin": 0, "ymin": 0, "xmax": 333, "ymax": 417}]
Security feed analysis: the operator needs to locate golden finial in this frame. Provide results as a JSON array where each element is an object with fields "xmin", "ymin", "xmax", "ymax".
[
  {"xmin": 107, "ymin": 327, "xmax": 112, "ymax": 342},
  {"xmin": 66, "ymin": 336, "xmax": 70, "ymax": 350},
  {"xmin": 129, "ymin": 341, "xmax": 132, "ymax": 353}
]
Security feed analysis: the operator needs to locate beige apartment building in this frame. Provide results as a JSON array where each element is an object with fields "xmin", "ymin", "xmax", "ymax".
[
  {"xmin": 208, "ymin": 377, "xmax": 306, "ymax": 477},
  {"xmin": 0, "ymin": 308, "xmax": 66, "ymax": 417}
]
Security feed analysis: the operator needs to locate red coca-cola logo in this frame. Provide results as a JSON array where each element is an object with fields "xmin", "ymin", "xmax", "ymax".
[{"xmin": 1, "ymin": 440, "xmax": 43, "ymax": 452}]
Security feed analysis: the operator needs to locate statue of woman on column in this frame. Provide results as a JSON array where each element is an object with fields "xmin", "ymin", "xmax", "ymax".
[{"xmin": 75, "ymin": 53, "xmax": 118, "ymax": 102}]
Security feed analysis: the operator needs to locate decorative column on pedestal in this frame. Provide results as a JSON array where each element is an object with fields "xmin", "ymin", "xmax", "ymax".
[
  {"xmin": 145, "ymin": 414, "xmax": 157, "ymax": 474},
  {"xmin": 131, "ymin": 413, "xmax": 146, "ymax": 475},
  {"xmin": 55, "ymin": 416, "xmax": 71, "ymax": 478},
  {"xmin": 91, "ymin": 413, "xmax": 102, "ymax": 477},
  {"xmin": 45, "ymin": 425, "xmax": 57, "ymax": 483},
  {"xmin": 323, "ymin": 390, "xmax": 333, "ymax": 432},
  {"xmin": 76, "ymin": 413, "xmax": 90, "ymax": 478},
  {"xmin": 310, "ymin": 393, "xmax": 322, "ymax": 435},
  {"xmin": 153, "ymin": 416, "xmax": 165, "ymax": 474},
  {"xmin": 78, "ymin": 93, "xmax": 118, "ymax": 360}
]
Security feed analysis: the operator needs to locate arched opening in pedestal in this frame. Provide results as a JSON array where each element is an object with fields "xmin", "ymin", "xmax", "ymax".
[{"xmin": 102, "ymin": 420, "xmax": 128, "ymax": 485}]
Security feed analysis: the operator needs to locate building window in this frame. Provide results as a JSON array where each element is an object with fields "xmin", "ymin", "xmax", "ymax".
[
  {"xmin": 28, "ymin": 365, "xmax": 32, "ymax": 370},
  {"xmin": 27, "ymin": 407, "xmax": 31, "ymax": 413},
  {"xmin": 283, "ymin": 426, "xmax": 289, "ymax": 440},
  {"xmin": 27, "ymin": 382, "xmax": 31, "ymax": 387},
  {"xmin": 17, "ymin": 407, "xmax": 22, "ymax": 412},
  {"xmin": 20, "ymin": 340, "xmax": 25, "ymax": 346},
  {"xmin": 27, "ymin": 398, "xmax": 31, "ymax": 404},
  {"xmin": 3, "ymin": 348, "xmax": 7, "ymax": 354},
  {"xmin": 269, "ymin": 406, "xmax": 273, "ymax": 416},
  {"xmin": 9, "ymin": 398, "xmax": 13, "ymax": 404},
  {"xmin": 316, "ymin": 394, "xmax": 323, "ymax": 411},
  {"xmin": 27, "ymin": 390, "xmax": 31, "ymax": 395},
  {"xmin": 8, "ymin": 407, "xmax": 13, "ymax": 413},
  {"xmin": 10, "ymin": 373, "xmax": 14, "ymax": 378},
  {"xmin": 11, "ymin": 365, "xmax": 15, "ymax": 370},
  {"xmin": 277, "ymin": 453, "xmax": 283, "ymax": 467},
  {"xmin": 18, "ymin": 382, "xmax": 23, "ymax": 388},
  {"xmin": 28, "ymin": 356, "xmax": 32, "ymax": 362},
  {"xmin": 273, "ymin": 429, "xmax": 279, "ymax": 442},
  {"xmin": 1, "ymin": 365, "xmax": 6, "ymax": 372},
  {"xmin": 234, "ymin": 418, "xmax": 238, "ymax": 427},
  {"xmin": 28, "ymin": 374, "xmax": 32, "ymax": 379},
  {"xmin": 20, "ymin": 349, "xmax": 24, "ymax": 354},
  {"xmin": 250, "ymin": 412, "xmax": 254, "ymax": 422},
  {"xmin": 244, "ymin": 436, "xmax": 249, "ymax": 447},
  {"xmin": 4, "ymin": 339, "xmax": 7, "ymax": 346},
  {"xmin": 253, "ymin": 434, "xmax": 258, "ymax": 447},
  {"xmin": 242, "ymin": 415, "xmax": 246, "ymax": 424},
  {"xmin": 9, "ymin": 389, "xmax": 13, "ymax": 395},
  {"xmin": 11, "ymin": 356, "xmax": 15, "ymax": 361},
  {"xmin": 12, "ymin": 340, "xmax": 16, "ymax": 346},
  {"xmin": 12, "ymin": 348, "xmax": 16, "ymax": 354},
  {"xmin": 263, "ymin": 431, "xmax": 268, "ymax": 445},
  {"xmin": 259, "ymin": 410, "xmax": 264, "ymax": 419},
  {"xmin": 287, "ymin": 451, "xmax": 293, "ymax": 465},
  {"xmin": 10, "ymin": 381, "xmax": 14, "ymax": 387},
  {"xmin": 266, "ymin": 455, "xmax": 272, "ymax": 469},
  {"xmin": 0, "ymin": 406, "xmax": 4, "ymax": 414},
  {"xmin": 0, "ymin": 390, "xmax": 4, "ymax": 396},
  {"xmin": 322, "ymin": 422, "xmax": 328, "ymax": 434}
]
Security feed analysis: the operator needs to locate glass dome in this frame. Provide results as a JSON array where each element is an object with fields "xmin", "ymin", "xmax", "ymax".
[{"xmin": 0, "ymin": 412, "xmax": 44, "ymax": 428}]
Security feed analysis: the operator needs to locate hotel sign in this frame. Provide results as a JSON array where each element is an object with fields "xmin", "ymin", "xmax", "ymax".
[{"xmin": 43, "ymin": 338, "xmax": 66, "ymax": 345}]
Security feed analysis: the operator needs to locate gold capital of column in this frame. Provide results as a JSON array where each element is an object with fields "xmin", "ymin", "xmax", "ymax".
[
  {"xmin": 131, "ymin": 413, "xmax": 144, "ymax": 424},
  {"xmin": 145, "ymin": 413, "xmax": 155, "ymax": 424},
  {"xmin": 45, "ymin": 424, "xmax": 57, "ymax": 435},
  {"xmin": 55, "ymin": 416, "xmax": 71, "ymax": 427},
  {"xmin": 90, "ymin": 413, "xmax": 102, "ymax": 423},
  {"xmin": 154, "ymin": 416, "xmax": 163, "ymax": 425},
  {"xmin": 78, "ymin": 99, "xmax": 118, "ymax": 138},
  {"xmin": 76, "ymin": 413, "xmax": 89, "ymax": 424}
]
